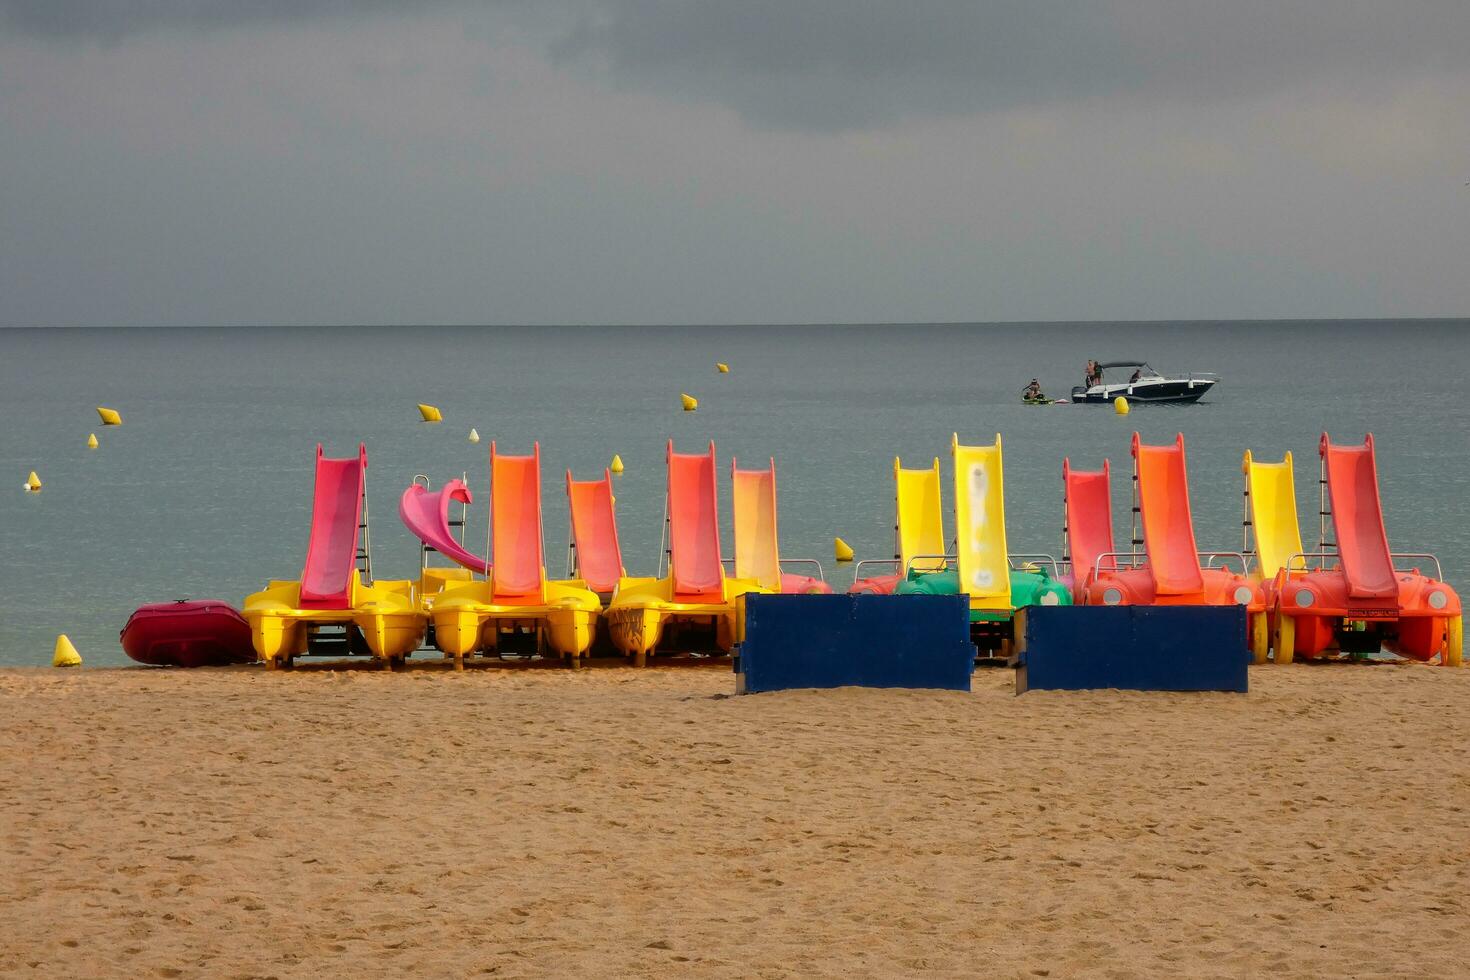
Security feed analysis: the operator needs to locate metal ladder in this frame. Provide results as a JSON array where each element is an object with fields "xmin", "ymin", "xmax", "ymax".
[
  {"xmin": 413, "ymin": 474, "xmax": 470, "ymax": 572},
  {"xmin": 356, "ymin": 470, "xmax": 373, "ymax": 585}
]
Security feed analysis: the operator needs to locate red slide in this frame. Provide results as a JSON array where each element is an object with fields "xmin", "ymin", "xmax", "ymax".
[
  {"xmin": 1321, "ymin": 433, "xmax": 1396, "ymax": 600},
  {"xmin": 1062, "ymin": 457, "xmax": 1115, "ymax": 592},
  {"xmin": 1133, "ymin": 432, "xmax": 1204, "ymax": 596},
  {"xmin": 566, "ymin": 469, "xmax": 624, "ymax": 594},
  {"xmin": 298, "ymin": 443, "xmax": 367, "ymax": 610},
  {"xmin": 1272, "ymin": 433, "xmax": 1459, "ymax": 663},
  {"xmin": 667, "ymin": 440, "xmax": 725, "ymax": 602},
  {"xmin": 491, "ymin": 443, "xmax": 546, "ymax": 604}
]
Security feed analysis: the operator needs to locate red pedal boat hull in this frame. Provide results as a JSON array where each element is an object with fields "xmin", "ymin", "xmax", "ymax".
[{"xmin": 120, "ymin": 600, "xmax": 256, "ymax": 668}]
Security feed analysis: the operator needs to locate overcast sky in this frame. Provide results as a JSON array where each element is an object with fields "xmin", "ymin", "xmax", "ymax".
[{"xmin": 2, "ymin": 1, "xmax": 1468, "ymax": 325}]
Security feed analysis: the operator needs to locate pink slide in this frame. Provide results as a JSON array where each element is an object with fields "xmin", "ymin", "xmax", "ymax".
[
  {"xmin": 1133, "ymin": 432, "xmax": 1204, "ymax": 596},
  {"xmin": 491, "ymin": 443, "xmax": 547, "ymax": 604},
  {"xmin": 398, "ymin": 478, "xmax": 490, "ymax": 574},
  {"xmin": 668, "ymin": 440, "xmax": 725, "ymax": 602},
  {"xmin": 299, "ymin": 443, "xmax": 367, "ymax": 610},
  {"xmin": 1321, "ymin": 433, "xmax": 1396, "ymax": 600},
  {"xmin": 566, "ymin": 469, "xmax": 624, "ymax": 594},
  {"xmin": 1062, "ymin": 457, "xmax": 1115, "ymax": 592}
]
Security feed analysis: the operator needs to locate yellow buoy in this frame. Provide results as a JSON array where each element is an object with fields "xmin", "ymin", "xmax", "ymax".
[
  {"xmin": 680, "ymin": 393, "xmax": 698, "ymax": 412},
  {"xmin": 86, "ymin": 433, "xmax": 99, "ymax": 449},
  {"xmin": 52, "ymin": 634, "xmax": 82, "ymax": 667},
  {"xmin": 468, "ymin": 427, "xmax": 480, "ymax": 443},
  {"xmin": 834, "ymin": 537, "xmax": 854, "ymax": 563},
  {"xmin": 418, "ymin": 403, "xmax": 443, "ymax": 423},
  {"xmin": 25, "ymin": 471, "xmax": 42, "ymax": 493},
  {"xmin": 610, "ymin": 454, "xmax": 624, "ymax": 474},
  {"xmin": 1114, "ymin": 396, "xmax": 1130, "ymax": 416},
  {"xmin": 716, "ymin": 362, "xmax": 730, "ymax": 374},
  {"xmin": 96, "ymin": 406, "xmax": 122, "ymax": 426}
]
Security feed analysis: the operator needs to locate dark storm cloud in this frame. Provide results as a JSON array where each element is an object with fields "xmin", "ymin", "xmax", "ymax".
[
  {"xmin": 550, "ymin": 0, "xmax": 1470, "ymax": 127},
  {"xmin": 5, "ymin": 0, "xmax": 1469, "ymax": 128},
  {"xmin": 550, "ymin": 1, "xmax": 1136, "ymax": 128},
  {"xmin": 2, "ymin": 0, "xmax": 1468, "ymax": 324}
]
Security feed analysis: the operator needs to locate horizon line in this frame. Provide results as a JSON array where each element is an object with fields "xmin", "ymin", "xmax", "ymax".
[{"xmin": 2, "ymin": 315, "xmax": 1467, "ymax": 330}]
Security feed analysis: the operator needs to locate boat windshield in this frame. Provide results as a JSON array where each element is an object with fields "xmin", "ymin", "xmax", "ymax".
[{"xmin": 1095, "ymin": 362, "xmax": 1160, "ymax": 382}]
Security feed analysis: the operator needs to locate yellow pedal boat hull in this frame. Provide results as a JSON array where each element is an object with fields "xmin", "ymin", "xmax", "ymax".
[
  {"xmin": 605, "ymin": 575, "xmax": 768, "ymax": 663},
  {"xmin": 243, "ymin": 574, "xmax": 425, "ymax": 667},
  {"xmin": 430, "ymin": 578, "xmax": 601, "ymax": 663}
]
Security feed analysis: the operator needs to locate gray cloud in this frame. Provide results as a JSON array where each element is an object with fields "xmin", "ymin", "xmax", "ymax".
[
  {"xmin": 549, "ymin": 0, "xmax": 1470, "ymax": 128},
  {"xmin": 0, "ymin": 0, "xmax": 437, "ymax": 39},
  {"xmin": 7, "ymin": 1, "xmax": 1468, "ymax": 128},
  {"xmin": 550, "ymin": 1, "xmax": 1136, "ymax": 128},
  {"xmin": 1, "ymin": 0, "xmax": 1468, "ymax": 325}
]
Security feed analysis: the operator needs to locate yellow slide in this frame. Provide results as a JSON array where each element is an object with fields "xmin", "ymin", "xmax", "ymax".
[
  {"xmin": 1243, "ymin": 450, "xmax": 1305, "ymax": 580},
  {"xmin": 896, "ymin": 456, "xmax": 946, "ymax": 573},
  {"xmin": 952, "ymin": 434, "xmax": 1012, "ymax": 612},
  {"xmin": 1242, "ymin": 449, "xmax": 1306, "ymax": 663}
]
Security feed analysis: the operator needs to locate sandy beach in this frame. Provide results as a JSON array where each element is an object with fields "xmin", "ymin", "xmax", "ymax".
[{"xmin": 3, "ymin": 662, "xmax": 1467, "ymax": 978}]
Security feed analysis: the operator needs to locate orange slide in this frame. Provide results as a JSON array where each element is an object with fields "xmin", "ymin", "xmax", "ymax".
[
  {"xmin": 428, "ymin": 443, "xmax": 602, "ymax": 667},
  {"xmin": 1082, "ymin": 433, "xmax": 1252, "ymax": 609},
  {"xmin": 565, "ymin": 468, "xmax": 625, "ymax": 597},
  {"xmin": 490, "ymin": 444, "xmax": 544, "ymax": 603},
  {"xmin": 1135, "ymin": 433, "xmax": 1206, "ymax": 597}
]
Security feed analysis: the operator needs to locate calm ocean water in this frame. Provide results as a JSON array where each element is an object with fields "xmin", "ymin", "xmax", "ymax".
[{"xmin": 1, "ymin": 321, "xmax": 1466, "ymax": 667}]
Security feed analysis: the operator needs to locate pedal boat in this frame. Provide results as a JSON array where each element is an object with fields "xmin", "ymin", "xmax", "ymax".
[
  {"xmin": 606, "ymin": 441, "xmax": 770, "ymax": 664},
  {"xmin": 1265, "ymin": 435, "xmax": 1461, "ymax": 665},
  {"xmin": 244, "ymin": 574, "xmax": 424, "ymax": 668},
  {"xmin": 1082, "ymin": 434, "xmax": 1253, "ymax": 611},
  {"xmin": 894, "ymin": 435, "xmax": 1070, "ymax": 655},
  {"xmin": 243, "ymin": 444, "xmax": 424, "ymax": 669},
  {"xmin": 429, "ymin": 443, "xmax": 601, "ymax": 668}
]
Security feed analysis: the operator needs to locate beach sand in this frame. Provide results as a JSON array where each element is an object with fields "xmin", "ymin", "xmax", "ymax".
[{"xmin": 3, "ymin": 662, "xmax": 1467, "ymax": 978}]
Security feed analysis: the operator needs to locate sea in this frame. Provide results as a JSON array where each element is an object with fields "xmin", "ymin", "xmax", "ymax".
[{"xmin": 1, "ymin": 320, "xmax": 1466, "ymax": 667}]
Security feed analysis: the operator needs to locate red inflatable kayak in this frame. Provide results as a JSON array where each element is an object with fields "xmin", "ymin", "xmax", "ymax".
[{"xmin": 120, "ymin": 600, "xmax": 256, "ymax": 668}]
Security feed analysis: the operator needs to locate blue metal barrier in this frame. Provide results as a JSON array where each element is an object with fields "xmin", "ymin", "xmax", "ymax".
[
  {"xmin": 1014, "ymin": 605, "xmax": 1248, "ymax": 694},
  {"xmin": 734, "ymin": 593, "xmax": 975, "ymax": 694}
]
